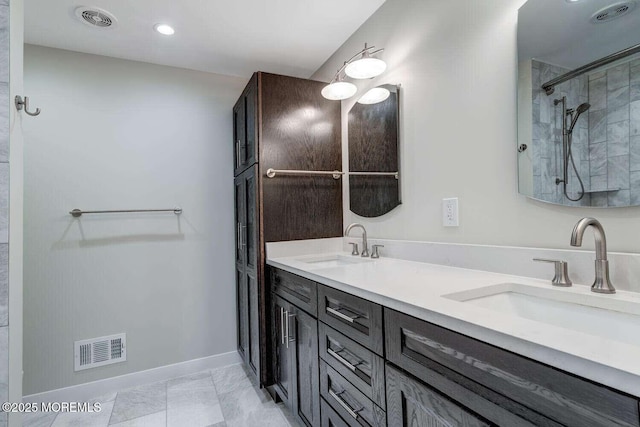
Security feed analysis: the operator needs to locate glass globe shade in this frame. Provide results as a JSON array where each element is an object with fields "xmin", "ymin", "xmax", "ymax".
[
  {"xmin": 344, "ymin": 57, "xmax": 387, "ymax": 79},
  {"xmin": 321, "ymin": 81, "xmax": 357, "ymax": 100}
]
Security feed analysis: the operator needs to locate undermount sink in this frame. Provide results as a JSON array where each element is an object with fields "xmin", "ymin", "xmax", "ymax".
[
  {"xmin": 444, "ymin": 283, "xmax": 640, "ymax": 347},
  {"xmin": 294, "ymin": 254, "xmax": 373, "ymax": 269}
]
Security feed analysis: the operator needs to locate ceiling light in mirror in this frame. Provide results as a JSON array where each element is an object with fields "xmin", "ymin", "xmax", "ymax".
[
  {"xmin": 154, "ymin": 24, "xmax": 175, "ymax": 35},
  {"xmin": 357, "ymin": 87, "xmax": 391, "ymax": 104},
  {"xmin": 321, "ymin": 81, "xmax": 357, "ymax": 100}
]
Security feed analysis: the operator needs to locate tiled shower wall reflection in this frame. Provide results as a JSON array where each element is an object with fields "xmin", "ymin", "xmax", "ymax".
[
  {"xmin": 587, "ymin": 57, "xmax": 640, "ymax": 207},
  {"xmin": 532, "ymin": 57, "xmax": 640, "ymax": 207},
  {"xmin": 532, "ymin": 60, "xmax": 590, "ymax": 206},
  {"xmin": 0, "ymin": 0, "xmax": 9, "ymax": 425}
]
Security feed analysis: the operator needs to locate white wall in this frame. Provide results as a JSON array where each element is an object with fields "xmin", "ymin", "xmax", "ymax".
[
  {"xmin": 313, "ymin": 0, "xmax": 640, "ymax": 254},
  {"xmin": 23, "ymin": 45, "xmax": 245, "ymax": 395}
]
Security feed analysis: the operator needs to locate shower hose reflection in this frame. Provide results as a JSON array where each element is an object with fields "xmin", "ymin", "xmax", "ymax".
[{"xmin": 554, "ymin": 97, "xmax": 590, "ymax": 202}]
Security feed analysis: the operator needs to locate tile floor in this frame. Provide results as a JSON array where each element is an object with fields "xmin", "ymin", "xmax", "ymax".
[{"xmin": 23, "ymin": 364, "xmax": 298, "ymax": 427}]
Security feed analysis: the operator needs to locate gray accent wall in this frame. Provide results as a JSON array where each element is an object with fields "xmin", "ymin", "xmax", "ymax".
[
  {"xmin": 23, "ymin": 45, "xmax": 245, "ymax": 396},
  {"xmin": 0, "ymin": 0, "xmax": 9, "ymax": 425}
]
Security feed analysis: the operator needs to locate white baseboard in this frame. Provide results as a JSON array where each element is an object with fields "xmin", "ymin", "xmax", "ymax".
[{"xmin": 23, "ymin": 351, "xmax": 242, "ymax": 403}]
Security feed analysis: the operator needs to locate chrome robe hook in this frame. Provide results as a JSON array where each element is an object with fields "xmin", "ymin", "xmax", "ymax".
[{"xmin": 15, "ymin": 96, "xmax": 41, "ymax": 116}]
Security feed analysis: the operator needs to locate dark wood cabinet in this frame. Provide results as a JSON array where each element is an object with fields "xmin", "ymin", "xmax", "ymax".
[
  {"xmin": 270, "ymin": 267, "xmax": 640, "ymax": 427},
  {"xmin": 384, "ymin": 308, "xmax": 639, "ymax": 427},
  {"xmin": 235, "ymin": 165, "xmax": 260, "ymax": 379},
  {"xmin": 233, "ymin": 72, "xmax": 342, "ymax": 387},
  {"xmin": 233, "ymin": 74, "xmax": 258, "ymax": 176},
  {"xmin": 321, "ymin": 398, "xmax": 350, "ymax": 427},
  {"xmin": 273, "ymin": 294, "xmax": 294, "ymax": 409},
  {"xmin": 272, "ymin": 268, "xmax": 318, "ymax": 317},
  {"xmin": 386, "ymin": 364, "xmax": 492, "ymax": 427},
  {"xmin": 291, "ymin": 304, "xmax": 321, "ymax": 426},
  {"xmin": 318, "ymin": 285, "xmax": 384, "ymax": 356},
  {"xmin": 272, "ymin": 292, "xmax": 321, "ymax": 426},
  {"xmin": 318, "ymin": 322, "xmax": 386, "ymax": 409},
  {"xmin": 320, "ymin": 360, "xmax": 386, "ymax": 427},
  {"xmin": 236, "ymin": 265, "xmax": 248, "ymax": 361}
]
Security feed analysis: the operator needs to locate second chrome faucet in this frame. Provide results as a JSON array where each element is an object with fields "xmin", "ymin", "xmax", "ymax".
[
  {"xmin": 570, "ymin": 217, "xmax": 615, "ymax": 294},
  {"xmin": 535, "ymin": 217, "xmax": 616, "ymax": 294},
  {"xmin": 345, "ymin": 223, "xmax": 369, "ymax": 257}
]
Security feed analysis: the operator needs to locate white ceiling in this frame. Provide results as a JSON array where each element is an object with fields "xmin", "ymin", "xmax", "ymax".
[
  {"xmin": 25, "ymin": 0, "xmax": 386, "ymax": 79},
  {"xmin": 519, "ymin": 0, "xmax": 640, "ymax": 68}
]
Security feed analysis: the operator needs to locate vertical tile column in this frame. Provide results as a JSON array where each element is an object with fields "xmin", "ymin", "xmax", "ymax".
[
  {"xmin": 606, "ymin": 63, "xmax": 630, "ymax": 206},
  {"xmin": 0, "ymin": 0, "xmax": 9, "ymax": 425},
  {"xmin": 630, "ymin": 59, "xmax": 640, "ymax": 204},
  {"xmin": 587, "ymin": 57, "xmax": 640, "ymax": 207}
]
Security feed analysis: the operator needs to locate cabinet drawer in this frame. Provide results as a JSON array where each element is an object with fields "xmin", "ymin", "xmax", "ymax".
[
  {"xmin": 321, "ymin": 398, "xmax": 350, "ymax": 427},
  {"xmin": 318, "ymin": 285, "xmax": 383, "ymax": 355},
  {"xmin": 386, "ymin": 364, "xmax": 492, "ymax": 427},
  {"xmin": 271, "ymin": 268, "xmax": 317, "ymax": 317},
  {"xmin": 385, "ymin": 308, "xmax": 640, "ymax": 427},
  {"xmin": 320, "ymin": 360, "xmax": 386, "ymax": 427},
  {"xmin": 319, "ymin": 322, "xmax": 385, "ymax": 409}
]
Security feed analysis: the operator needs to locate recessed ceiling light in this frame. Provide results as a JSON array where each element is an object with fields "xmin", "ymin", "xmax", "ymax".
[
  {"xmin": 565, "ymin": 0, "xmax": 582, "ymax": 3},
  {"xmin": 154, "ymin": 24, "xmax": 175, "ymax": 36}
]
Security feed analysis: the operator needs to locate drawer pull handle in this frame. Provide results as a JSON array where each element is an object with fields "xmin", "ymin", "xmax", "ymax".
[
  {"xmin": 285, "ymin": 312, "xmax": 296, "ymax": 349},
  {"xmin": 327, "ymin": 348, "xmax": 360, "ymax": 373},
  {"xmin": 329, "ymin": 389, "xmax": 362, "ymax": 420},
  {"xmin": 280, "ymin": 307, "xmax": 286, "ymax": 345},
  {"xmin": 327, "ymin": 307, "xmax": 359, "ymax": 323}
]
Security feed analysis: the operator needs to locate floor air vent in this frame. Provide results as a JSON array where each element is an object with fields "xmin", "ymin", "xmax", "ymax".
[{"xmin": 74, "ymin": 333, "xmax": 126, "ymax": 371}]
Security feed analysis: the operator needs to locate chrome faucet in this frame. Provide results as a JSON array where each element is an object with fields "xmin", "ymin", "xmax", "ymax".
[
  {"xmin": 345, "ymin": 223, "xmax": 369, "ymax": 257},
  {"xmin": 570, "ymin": 217, "xmax": 616, "ymax": 294}
]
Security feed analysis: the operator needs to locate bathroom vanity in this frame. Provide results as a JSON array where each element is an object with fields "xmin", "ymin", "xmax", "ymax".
[{"xmin": 266, "ymin": 241, "xmax": 640, "ymax": 427}]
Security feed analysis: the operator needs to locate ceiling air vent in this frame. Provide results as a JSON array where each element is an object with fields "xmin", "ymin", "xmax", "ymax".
[
  {"xmin": 591, "ymin": 1, "xmax": 636, "ymax": 23},
  {"xmin": 74, "ymin": 6, "xmax": 117, "ymax": 29},
  {"xmin": 74, "ymin": 333, "xmax": 126, "ymax": 371}
]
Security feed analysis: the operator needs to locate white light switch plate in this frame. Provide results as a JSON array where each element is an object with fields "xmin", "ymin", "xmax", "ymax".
[{"xmin": 443, "ymin": 198, "xmax": 459, "ymax": 227}]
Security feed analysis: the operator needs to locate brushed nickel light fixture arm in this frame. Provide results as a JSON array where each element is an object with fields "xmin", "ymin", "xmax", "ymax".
[{"xmin": 327, "ymin": 43, "xmax": 385, "ymax": 84}]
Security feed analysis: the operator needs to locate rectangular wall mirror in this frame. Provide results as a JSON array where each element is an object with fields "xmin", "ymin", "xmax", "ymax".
[
  {"xmin": 348, "ymin": 84, "xmax": 401, "ymax": 217},
  {"xmin": 518, "ymin": 0, "xmax": 640, "ymax": 207}
]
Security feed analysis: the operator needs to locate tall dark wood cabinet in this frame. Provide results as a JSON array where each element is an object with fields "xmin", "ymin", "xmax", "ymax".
[{"xmin": 233, "ymin": 72, "xmax": 342, "ymax": 387}]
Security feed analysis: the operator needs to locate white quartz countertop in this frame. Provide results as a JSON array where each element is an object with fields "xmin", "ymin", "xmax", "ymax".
[{"xmin": 267, "ymin": 249, "xmax": 640, "ymax": 397}]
